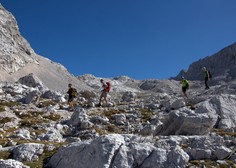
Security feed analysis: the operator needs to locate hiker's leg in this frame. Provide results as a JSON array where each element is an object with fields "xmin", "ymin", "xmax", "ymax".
[
  {"xmin": 104, "ymin": 92, "xmax": 108, "ymax": 104},
  {"xmin": 205, "ymin": 77, "xmax": 209, "ymax": 89}
]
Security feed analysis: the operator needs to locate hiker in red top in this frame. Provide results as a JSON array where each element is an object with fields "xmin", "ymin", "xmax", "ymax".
[{"xmin": 98, "ymin": 79, "xmax": 110, "ymax": 107}]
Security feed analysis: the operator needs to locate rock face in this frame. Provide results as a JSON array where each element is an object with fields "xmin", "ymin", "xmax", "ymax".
[
  {"xmin": 0, "ymin": 4, "xmax": 36, "ymax": 74},
  {"xmin": 175, "ymin": 42, "xmax": 236, "ymax": 81},
  {"xmin": 0, "ymin": 4, "xmax": 91, "ymax": 91},
  {"xmin": 47, "ymin": 134, "xmax": 189, "ymax": 168}
]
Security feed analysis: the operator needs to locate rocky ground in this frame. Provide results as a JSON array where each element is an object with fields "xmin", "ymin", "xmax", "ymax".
[{"xmin": 0, "ymin": 74, "xmax": 235, "ymax": 168}]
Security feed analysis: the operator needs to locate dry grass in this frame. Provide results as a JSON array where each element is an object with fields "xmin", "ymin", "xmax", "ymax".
[
  {"xmin": 0, "ymin": 117, "xmax": 13, "ymax": 124},
  {"xmin": 43, "ymin": 114, "xmax": 61, "ymax": 121},
  {"xmin": 188, "ymin": 160, "xmax": 236, "ymax": 168},
  {"xmin": 212, "ymin": 128, "xmax": 236, "ymax": 137},
  {"xmin": 37, "ymin": 100, "xmax": 56, "ymax": 108},
  {"xmin": 0, "ymin": 151, "xmax": 11, "ymax": 160},
  {"xmin": 107, "ymin": 124, "xmax": 123, "ymax": 134},
  {"xmin": 139, "ymin": 108, "xmax": 152, "ymax": 122},
  {"xmin": 0, "ymin": 101, "xmax": 21, "ymax": 107},
  {"xmin": 103, "ymin": 109, "xmax": 124, "ymax": 120}
]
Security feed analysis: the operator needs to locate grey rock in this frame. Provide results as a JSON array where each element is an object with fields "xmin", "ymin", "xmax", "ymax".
[
  {"xmin": 13, "ymin": 129, "xmax": 30, "ymax": 140},
  {"xmin": 121, "ymin": 91, "xmax": 136, "ymax": 102},
  {"xmin": 12, "ymin": 143, "xmax": 44, "ymax": 162},
  {"xmin": 47, "ymin": 134, "xmax": 189, "ymax": 168},
  {"xmin": 23, "ymin": 89, "xmax": 41, "ymax": 104},
  {"xmin": 187, "ymin": 148, "xmax": 212, "ymax": 160},
  {"xmin": 38, "ymin": 129, "xmax": 64, "ymax": 142},
  {"xmin": 214, "ymin": 146, "xmax": 232, "ymax": 160},
  {"xmin": 68, "ymin": 107, "xmax": 90, "ymax": 127},
  {"xmin": 175, "ymin": 42, "xmax": 236, "ymax": 81},
  {"xmin": 160, "ymin": 108, "xmax": 218, "ymax": 135},
  {"xmin": 18, "ymin": 73, "xmax": 47, "ymax": 91},
  {"xmin": 139, "ymin": 124, "xmax": 156, "ymax": 136},
  {"xmin": 112, "ymin": 114, "xmax": 127, "ymax": 125},
  {"xmin": 0, "ymin": 159, "xmax": 30, "ymax": 168}
]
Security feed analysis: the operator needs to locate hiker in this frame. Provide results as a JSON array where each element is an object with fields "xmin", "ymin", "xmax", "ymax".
[
  {"xmin": 67, "ymin": 83, "xmax": 77, "ymax": 111},
  {"xmin": 202, "ymin": 67, "xmax": 211, "ymax": 89},
  {"xmin": 180, "ymin": 76, "xmax": 189, "ymax": 97},
  {"xmin": 98, "ymin": 79, "xmax": 110, "ymax": 107}
]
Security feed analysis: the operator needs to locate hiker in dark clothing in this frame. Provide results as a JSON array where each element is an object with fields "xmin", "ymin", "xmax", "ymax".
[
  {"xmin": 67, "ymin": 83, "xmax": 76, "ymax": 111},
  {"xmin": 202, "ymin": 67, "xmax": 210, "ymax": 89},
  {"xmin": 180, "ymin": 76, "xmax": 189, "ymax": 97}
]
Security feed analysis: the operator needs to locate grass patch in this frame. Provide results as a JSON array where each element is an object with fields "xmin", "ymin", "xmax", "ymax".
[
  {"xmin": 0, "ymin": 102, "xmax": 21, "ymax": 107},
  {"xmin": 212, "ymin": 128, "xmax": 236, "ymax": 137},
  {"xmin": 37, "ymin": 100, "xmax": 56, "ymax": 108},
  {"xmin": 0, "ymin": 106, "xmax": 5, "ymax": 112},
  {"xmin": 0, "ymin": 151, "xmax": 11, "ymax": 160},
  {"xmin": 43, "ymin": 114, "xmax": 61, "ymax": 121},
  {"xmin": 94, "ymin": 127, "xmax": 107, "ymax": 135},
  {"xmin": 140, "ymin": 108, "xmax": 152, "ymax": 122},
  {"xmin": 188, "ymin": 160, "xmax": 236, "ymax": 168},
  {"xmin": 107, "ymin": 124, "xmax": 123, "ymax": 134},
  {"xmin": 0, "ymin": 117, "xmax": 13, "ymax": 124},
  {"xmin": 13, "ymin": 111, "xmax": 48, "ymax": 127},
  {"xmin": 103, "ymin": 109, "xmax": 124, "ymax": 120}
]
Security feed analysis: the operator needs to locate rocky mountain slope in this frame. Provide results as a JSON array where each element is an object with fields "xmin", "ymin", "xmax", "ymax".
[
  {"xmin": 0, "ymin": 3, "xmax": 236, "ymax": 168},
  {"xmin": 175, "ymin": 42, "xmax": 236, "ymax": 81},
  {"xmin": 0, "ymin": 4, "xmax": 90, "ymax": 91}
]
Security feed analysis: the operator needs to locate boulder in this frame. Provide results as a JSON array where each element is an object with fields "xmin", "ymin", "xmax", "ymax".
[
  {"xmin": 47, "ymin": 134, "xmax": 189, "ymax": 168},
  {"xmin": 196, "ymin": 94, "xmax": 236, "ymax": 131},
  {"xmin": 0, "ymin": 159, "xmax": 30, "ymax": 168},
  {"xmin": 12, "ymin": 143, "xmax": 44, "ymax": 162},
  {"xmin": 214, "ymin": 146, "xmax": 232, "ymax": 160},
  {"xmin": 18, "ymin": 73, "xmax": 48, "ymax": 91},
  {"xmin": 23, "ymin": 89, "xmax": 41, "ymax": 104},
  {"xmin": 159, "ymin": 108, "xmax": 218, "ymax": 135},
  {"xmin": 121, "ymin": 91, "xmax": 136, "ymax": 102}
]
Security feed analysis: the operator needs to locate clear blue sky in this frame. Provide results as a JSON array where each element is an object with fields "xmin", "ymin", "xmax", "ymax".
[{"xmin": 1, "ymin": 0, "xmax": 236, "ymax": 79}]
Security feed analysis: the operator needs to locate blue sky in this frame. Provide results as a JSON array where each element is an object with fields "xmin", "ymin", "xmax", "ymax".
[{"xmin": 1, "ymin": 0, "xmax": 236, "ymax": 79}]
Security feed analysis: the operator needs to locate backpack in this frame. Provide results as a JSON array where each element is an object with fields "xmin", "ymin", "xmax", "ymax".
[
  {"xmin": 208, "ymin": 70, "xmax": 212, "ymax": 79},
  {"xmin": 105, "ymin": 82, "xmax": 111, "ymax": 92},
  {"xmin": 71, "ymin": 88, "xmax": 78, "ymax": 98}
]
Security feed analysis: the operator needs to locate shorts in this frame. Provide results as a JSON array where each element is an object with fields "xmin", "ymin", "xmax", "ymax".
[
  {"xmin": 68, "ymin": 96, "xmax": 74, "ymax": 102},
  {"xmin": 182, "ymin": 86, "xmax": 188, "ymax": 93},
  {"xmin": 101, "ymin": 90, "xmax": 107, "ymax": 98}
]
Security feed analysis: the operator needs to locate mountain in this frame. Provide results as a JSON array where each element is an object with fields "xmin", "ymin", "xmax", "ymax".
[
  {"xmin": 174, "ymin": 42, "xmax": 236, "ymax": 81},
  {"xmin": 0, "ymin": 4, "xmax": 91, "ymax": 91}
]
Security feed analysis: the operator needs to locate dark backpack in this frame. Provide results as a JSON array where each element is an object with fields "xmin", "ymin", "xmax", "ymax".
[
  {"xmin": 105, "ymin": 82, "xmax": 111, "ymax": 92},
  {"xmin": 71, "ymin": 88, "xmax": 78, "ymax": 97},
  {"xmin": 208, "ymin": 70, "xmax": 212, "ymax": 79}
]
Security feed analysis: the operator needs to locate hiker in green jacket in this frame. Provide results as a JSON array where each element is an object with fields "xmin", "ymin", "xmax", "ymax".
[
  {"xmin": 180, "ymin": 76, "xmax": 189, "ymax": 97},
  {"xmin": 202, "ymin": 67, "xmax": 210, "ymax": 89}
]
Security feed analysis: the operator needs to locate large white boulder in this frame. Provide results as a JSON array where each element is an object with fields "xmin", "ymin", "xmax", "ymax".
[
  {"xmin": 0, "ymin": 159, "xmax": 29, "ymax": 168},
  {"xmin": 47, "ymin": 134, "xmax": 189, "ymax": 168},
  {"xmin": 12, "ymin": 143, "xmax": 44, "ymax": 162},
  {"xmin": 159, "ymin": 108, "xmax": 218, "ymax": 135}
]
